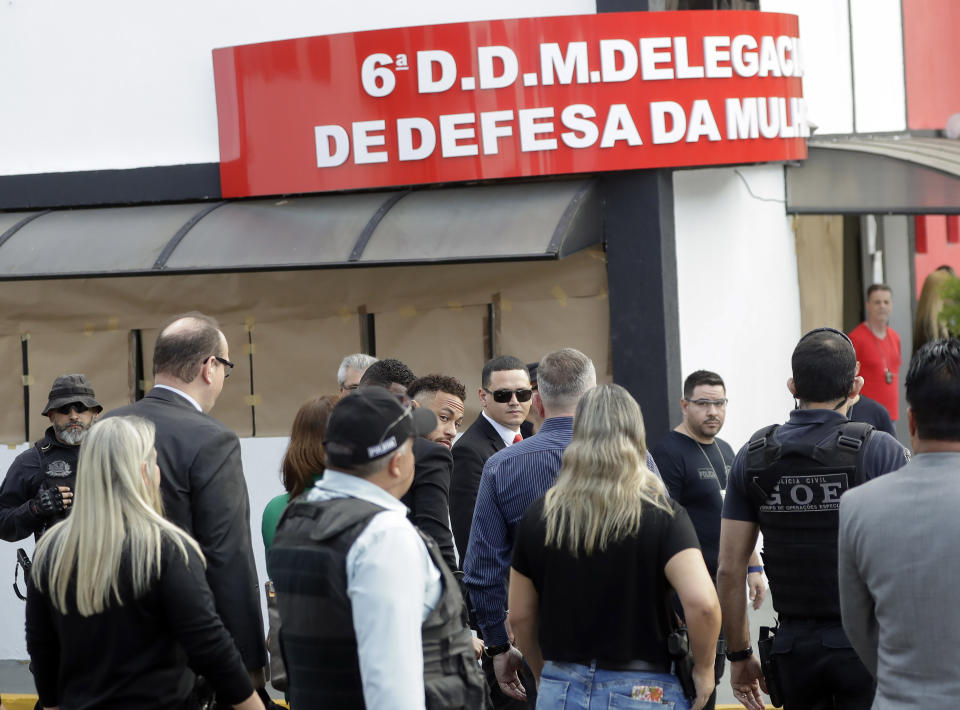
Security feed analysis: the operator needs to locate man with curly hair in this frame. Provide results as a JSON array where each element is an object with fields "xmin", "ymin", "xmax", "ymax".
[{"xmin": 408, "ymin": 374, "xmax": 467, "ymax": 450}]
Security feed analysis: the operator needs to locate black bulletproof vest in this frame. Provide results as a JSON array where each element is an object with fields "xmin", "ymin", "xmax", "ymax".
[
  {"xmin": 269, "ymin": 496, "xmax": 488, "ymax": 710},
  {"xmin": 745, "ymin": 420, "xmax": 873, "ymax": 618}
]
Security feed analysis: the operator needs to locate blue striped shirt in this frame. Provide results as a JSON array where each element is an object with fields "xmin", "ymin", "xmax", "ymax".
[{"xmin": 463, "ymin": 416, "xmax": 660, "ymax": 645}]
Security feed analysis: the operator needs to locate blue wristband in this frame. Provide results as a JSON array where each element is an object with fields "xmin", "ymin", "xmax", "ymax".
[{"xmin": 748, "ymin": 565, "xmax": 763, "ymax": 574}]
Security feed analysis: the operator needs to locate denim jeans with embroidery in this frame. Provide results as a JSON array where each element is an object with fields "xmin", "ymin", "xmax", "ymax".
[{"xmin": 536, "ymin": 660, "xmax": 692, "ymax": 709}]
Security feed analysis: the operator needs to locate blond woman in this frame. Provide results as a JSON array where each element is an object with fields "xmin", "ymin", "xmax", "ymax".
[
  {"xmin": 510, "ymin": 385, "xmax": 720, "ymax": 710},
  {"xmin": 26, "ymin": 416, "xmax": 263, "ymax": 710}
]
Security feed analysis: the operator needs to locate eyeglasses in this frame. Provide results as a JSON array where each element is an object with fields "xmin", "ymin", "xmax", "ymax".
[
  {"xmin": 55, "ymin": 403, "xmax": 89, "ymax": 415},
  {"xmin": 484, "ymin": 388, "xmax": 534, "ymax": 403},
  {"xmin": 687, "ymin": 398, "xmax": 728, "ymax": 409},
  {"xmin": 342, "ymin": 383, "xmax": 360, "ymax": 391},
  {"xmin": 207, "ymin": 355, "xmax": 234, "ymax": 378}
]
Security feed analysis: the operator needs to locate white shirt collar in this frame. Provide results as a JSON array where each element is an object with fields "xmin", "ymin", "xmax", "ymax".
[
  {"xmin": 154, "ymin": 384, "xmax": 203, "ymax": 413},
  {"xmin": 307, "ymin": 469, "xmax": 409, "ymax": 512},
  {"xmin": 482, "ymin": 411, "xmax": 521, "ymax": 447}
]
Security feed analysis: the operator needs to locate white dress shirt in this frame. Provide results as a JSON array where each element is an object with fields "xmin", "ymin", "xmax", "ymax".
[
  {"xmin": 153, "ymin": 384, "xmax": 203, "ymax": 412},
  {"xmin": 481, "ymin": 411, "xmax": 521, "ymax": 447},
  {"xmin": 307, "ymin": 470, "xmax": 441, "ymax": 710}
]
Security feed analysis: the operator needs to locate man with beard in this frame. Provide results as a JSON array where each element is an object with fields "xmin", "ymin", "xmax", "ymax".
[
  {"xmin": 408, "ymin": 374, "xmax": 467, "ymax": 450},
  {"xmin": 651, "ymin": 370, "xmax": 765, "ymax": 710},
  {"xmin": 0, "ymin": 374, "xmax": 102, "ymax": 542}
]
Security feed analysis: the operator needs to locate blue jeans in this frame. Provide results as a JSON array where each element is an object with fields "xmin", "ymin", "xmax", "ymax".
[{"xmin": 536, "ymin": 661, "xmax": 691, "ymax": 709}]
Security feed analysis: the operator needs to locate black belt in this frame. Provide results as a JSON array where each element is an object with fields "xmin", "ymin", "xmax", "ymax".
[{"xmin": 585, "ymin": 659, "xmax": 671, "ymax": 673}]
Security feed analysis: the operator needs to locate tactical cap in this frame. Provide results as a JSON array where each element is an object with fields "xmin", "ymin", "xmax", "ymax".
[
  {"xmin": 325, "ymin": 387, "xmax": 436, "ymax": 468},
  {"xmin": 41, "ymin": 374, "xmax": 102, "ymax": 415}
]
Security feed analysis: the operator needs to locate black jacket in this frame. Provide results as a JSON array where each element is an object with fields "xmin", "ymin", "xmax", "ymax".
[
  {"xmin": 402, "ymin": 437, "xmax": 458, "ymax": 572},
  {"xmin": 449, "ymin": 415, "xmax": 507, "ymax": 564},
  {"xmin": 27, "ymin": 537, "xmax": 254, "ymax": 709},
  {"xmin": 105, "ymin": 387, "xmax": 267, "ymax": 671},
  {"xmin": 0, "ymin": 427, "xmax": 78, "ymax": 542}
]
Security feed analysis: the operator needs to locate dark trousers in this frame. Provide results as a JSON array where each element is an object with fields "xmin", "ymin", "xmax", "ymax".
[
  {"xmin": 773, "ymin": 620, "xmax": 875, "ymax": 710},
  {"xmin": 481, "ymin": 653, "xmax": 538, "ymax": 709}
]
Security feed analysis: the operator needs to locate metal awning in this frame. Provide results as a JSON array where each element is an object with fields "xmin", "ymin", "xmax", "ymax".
[
  {"xmin": 786, "ymin": 135, "xmax": 960, "ymax": 214},
  {"xmin": 0, "ymin": 178, "xmax": 602, "ymax": 280}
]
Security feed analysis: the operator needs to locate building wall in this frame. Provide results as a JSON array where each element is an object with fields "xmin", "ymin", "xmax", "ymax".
[
  {"xmin": 902, "ymin": 0, "xmax": 960, "ymax": 130},
  {"xmin": 672, "ymin": 164, "xmax": 802, "ymax": 451},
  {"xmin": 915, "ymin": 215, "xmax": 960, "ymax": 295},
  {"xmin": 0, "ymin": 0, "xmax": 595, "ymax": 176},
  {"xmin": 849, "ymin": 0, "xmax": 907, "ymax": 133},
  {"xmin": 760, "ymin": 0, "xmax": 907, "ymax": 135},
  {"xmin": 2, "ymin": 0, "xmax": 915, "ymax": 178}
]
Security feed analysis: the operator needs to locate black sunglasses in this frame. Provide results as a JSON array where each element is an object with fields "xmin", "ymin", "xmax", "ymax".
[
  {"xmin": 485, "ymin": 388, "xmax": 533, "ymax": 403},
  {"xmin": 55, "ymin": 403, "xmax": 90, "ymax": 415},
  {"xmin": 206, "ymin": 355, "xmax": 234, "ymax": 378}
]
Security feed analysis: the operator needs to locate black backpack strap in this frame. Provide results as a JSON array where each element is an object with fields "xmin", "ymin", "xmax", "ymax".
[
  {"xmin": 745, "ymin": 424, "xmax": 781, "ymax": 505},
  {"xmin": 836, "ymin": 420, "xmax": 875, "ymax": 487}
]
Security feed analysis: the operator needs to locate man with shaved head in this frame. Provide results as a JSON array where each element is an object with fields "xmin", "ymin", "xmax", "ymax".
[{"xmin": 105, "ymin": 312, "xmax": 268, "ymax": 700}]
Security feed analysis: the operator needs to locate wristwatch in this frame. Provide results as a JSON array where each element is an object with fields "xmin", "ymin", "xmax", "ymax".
[
  {"xmin": 725, "ymin": 646, "xmax": 754, "ymax": 662},
  {"xmin": 483, "ymin": 642, "xmax": 513, "ymax": 658}
]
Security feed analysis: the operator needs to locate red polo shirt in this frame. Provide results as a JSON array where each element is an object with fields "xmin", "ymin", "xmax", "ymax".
[{"xmin": 848, "ymin": 322, "xmax": 901, "ymax": 420}]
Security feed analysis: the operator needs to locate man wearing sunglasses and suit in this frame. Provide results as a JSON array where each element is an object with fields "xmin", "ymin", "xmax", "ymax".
[
  {"xmin": 0, "ymin": 374, "xmax": 102, "ymax": 542},
  {"xmin": 449, "ymin": 355, "xmax": 533, "ymax": 567},
  {"xmin": 464, "ymin": 349, "xmax": 660, "ymax": 708}
]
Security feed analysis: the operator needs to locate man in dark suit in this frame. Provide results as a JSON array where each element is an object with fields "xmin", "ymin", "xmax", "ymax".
[
  {"xmin": 449, "ymin": 355, "xmax": 532, "ymax": 565},
  {"xmin": 105, "ymin": 313, "xmax": 267, "ymax": 692},
  {"xmin": 358, "ymin": 359, "xmax": 459, "ymax": 572}
]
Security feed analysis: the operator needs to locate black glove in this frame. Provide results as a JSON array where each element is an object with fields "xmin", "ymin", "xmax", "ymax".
[{"xmin": 29, "ymin": 487, "xmax": 64, "ymax": 518}]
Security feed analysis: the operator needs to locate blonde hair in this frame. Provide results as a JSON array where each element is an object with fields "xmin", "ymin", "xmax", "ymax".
[
  {"xmin": 32, "ymin": 416, "xmax": 203, "ymax": 616},
  {"xmin": 914, "ymin": 269, "xmax": 956, "ymax": 355},
  {"xmin": 544, "ymin": 384, "xmax": 672, "ymax": 556}
]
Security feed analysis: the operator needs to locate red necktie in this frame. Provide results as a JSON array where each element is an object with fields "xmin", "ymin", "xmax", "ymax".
[{"xmin": 512, "ymin": 433, "xmax": 523, "ymax": 444}]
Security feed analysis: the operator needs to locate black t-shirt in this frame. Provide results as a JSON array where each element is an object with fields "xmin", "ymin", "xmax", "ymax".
[
  {"xmin": 650, "ymin": 431, "xmax": 734, "ymax": 578},
  {"xmin": 847, "ymin": 394, "xmax": 896, "ymax": 436},
  {"xmin": 511, "ymin": 496, "xmax": 699, "ymax": 664}
]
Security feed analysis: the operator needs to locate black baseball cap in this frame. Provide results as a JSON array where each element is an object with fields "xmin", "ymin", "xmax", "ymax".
[{"xmin": 325, "ymin": 387, "xmax": 436, "ymax": 468}]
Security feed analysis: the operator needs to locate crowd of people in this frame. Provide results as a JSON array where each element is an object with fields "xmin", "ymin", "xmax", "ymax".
[{"xmin": 0, "ymin": 281, "xmax": 952, "ymax": 709}]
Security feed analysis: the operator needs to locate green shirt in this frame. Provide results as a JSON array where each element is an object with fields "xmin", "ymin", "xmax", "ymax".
[
  {"xmin": 261, "ymin": 474, "xmax": 323, "ymax": 577},
  {"xmin": 261, "ymin": 492, "xmax": 291, "ymax": 556}
]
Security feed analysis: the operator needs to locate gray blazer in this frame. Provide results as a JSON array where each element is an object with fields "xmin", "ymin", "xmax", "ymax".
[{"xmin": 839, "ymin": 452, "xmax": 960, "ymax": 708}]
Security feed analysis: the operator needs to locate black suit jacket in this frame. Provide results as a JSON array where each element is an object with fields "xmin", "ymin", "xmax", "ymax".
[
  {"xmin": 450, "ymin": 414, "xmax": 506, "ymax": 564},
  {"xmin": 402, "ymin": 437, "xmax": 458, "ymax": 572},
  {"xmin": 105, "ymin": 387, "xmax": 267, "ymax": 671}
]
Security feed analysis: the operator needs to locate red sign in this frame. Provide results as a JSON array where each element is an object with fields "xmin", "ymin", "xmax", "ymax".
[{"xmin": 214, "ymin": 11, "xmax": 806, "ymax": 197}]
